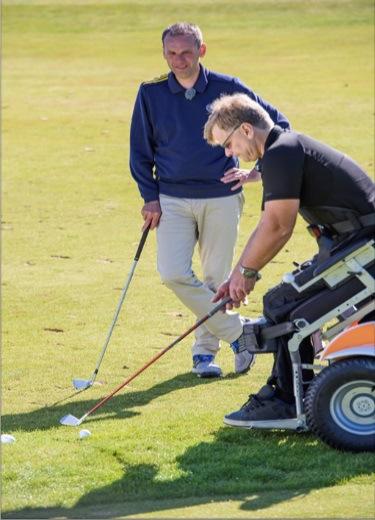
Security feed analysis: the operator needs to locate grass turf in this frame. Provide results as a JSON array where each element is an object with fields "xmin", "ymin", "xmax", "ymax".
[{"xmin": 2, "ymin": 0, "xmax": 374, "ymax": 518}]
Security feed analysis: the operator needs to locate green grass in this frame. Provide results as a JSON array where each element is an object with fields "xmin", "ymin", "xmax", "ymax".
[{"xmin": 2, "ymin": 0, "xmax": 374, "ymax": 518}]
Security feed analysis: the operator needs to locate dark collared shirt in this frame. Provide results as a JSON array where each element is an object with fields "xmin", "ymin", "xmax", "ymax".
[
  {"xmin": 261, "ymin": 126, "xmax": 375, "ymax": 225},
  {"xmin": 130, "ymin": 66, "xmax": 290, "ymax": 202}
]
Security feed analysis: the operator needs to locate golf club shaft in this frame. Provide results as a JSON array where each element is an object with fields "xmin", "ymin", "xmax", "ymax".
[
  {"xmin": 89, "ymin": 226, "xmax": 150, "ymax": 383},
  {"xmin": 83, "ymin": 296, "xmax": 232, "ymax": 419}
]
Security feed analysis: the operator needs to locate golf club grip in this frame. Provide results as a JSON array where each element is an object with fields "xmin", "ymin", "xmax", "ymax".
[
  {"xmin": 134, "ymin": 226, "xmax": 150, "ymax": 261},
  {"xmin": 203, "ymin": 296, "xmax": 232, "ymax": 321},
  {"xmin": 84, "ymin": 297, "xmax": 232, "ymax": 419}
]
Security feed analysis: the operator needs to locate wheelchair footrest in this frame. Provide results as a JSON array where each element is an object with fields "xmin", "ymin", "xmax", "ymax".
[
  {"xmin": 245, "ymin": 321, "xmax": 296, "ymax": 354},
  {"xmin": 261, "ymin": 321, "xmax": 296, "ymax": 340}
]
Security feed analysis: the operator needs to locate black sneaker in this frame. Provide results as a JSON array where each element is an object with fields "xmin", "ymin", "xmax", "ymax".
[{"xmin": 224, "ymin": 385, "xmax": 296, "ymax": 428}]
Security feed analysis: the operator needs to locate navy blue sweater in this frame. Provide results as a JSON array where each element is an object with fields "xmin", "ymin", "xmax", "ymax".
[{"xmin": 130, "ymin": 65, "xmax": 290, "ymax": 202}]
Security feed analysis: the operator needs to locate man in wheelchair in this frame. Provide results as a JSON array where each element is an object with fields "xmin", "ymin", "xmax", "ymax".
[{"xmin": 204, "ymin": 94, "xmax": 374, "ymax": 442}]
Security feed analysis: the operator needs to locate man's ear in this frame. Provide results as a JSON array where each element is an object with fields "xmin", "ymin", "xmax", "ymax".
[
  {"xmin": 242, "ymin": 122, "xmax": 254, "ymax": 138},
  {"xmin": 199, "ymin": 43, "xmax": 207, "ymax": 58}
]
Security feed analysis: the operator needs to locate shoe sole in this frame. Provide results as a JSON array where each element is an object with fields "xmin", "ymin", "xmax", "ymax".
[
  {"xmin": 224, "ymin": 416, "xmax": 301, "ymax": 429},
  {"xmin": 192, "ymin": 370, "xmax": 222, "ymax": 378}
]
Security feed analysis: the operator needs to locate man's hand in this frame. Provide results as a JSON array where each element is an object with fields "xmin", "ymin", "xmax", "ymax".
[
  {"xmin": 141, "ymin": 200, "xmax": 161, "ymax": 230},
  {"xmin": 212, "ymin": 279, "xmax": 231, "ymax": 307},
  {"xmin": 212, "ymin": 269, "xmax": 255, "ymax": 310},
  {"xmin": 221, "ymin": 167, "xmax": 261, "ymax": 190}
]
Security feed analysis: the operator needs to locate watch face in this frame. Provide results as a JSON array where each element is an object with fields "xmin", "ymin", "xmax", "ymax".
[{"xmin": 240, "ymin": 266, "xmax": 259, "ymax": 279}]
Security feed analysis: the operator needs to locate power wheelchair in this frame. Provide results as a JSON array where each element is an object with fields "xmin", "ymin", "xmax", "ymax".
[{"xmin": 243, "ymin": 238, "xmax": 374, "ymax": 452}]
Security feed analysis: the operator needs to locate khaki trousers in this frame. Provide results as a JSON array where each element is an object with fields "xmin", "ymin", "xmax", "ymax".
[{"xmin": 157, "ymin": 193, "xmax": 244, "ymax": 357}]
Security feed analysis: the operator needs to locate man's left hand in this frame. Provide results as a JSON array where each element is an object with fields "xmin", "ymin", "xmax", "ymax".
[
  {"xmin": 213, "ymin": 269, "xmax": 255, "ymax": 310},
  {"xmin": 228, "ymin": 269, "xmax": 255, "ymax": 305},
  {"xmin": 221, "ymin": 167, "xmax": 261, "ymax": 190}
]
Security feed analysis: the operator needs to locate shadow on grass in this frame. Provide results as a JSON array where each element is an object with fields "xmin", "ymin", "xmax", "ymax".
[
  {"xmin": 1, "ymin": 372, "xmax": 241, "ymax": 433},
  {"xmin": 3, "ymin": 373, "xmax": 373, "ymax": 518},
  {"xmin": 4, "ymin": 427, "xmax": 373, "ymax": 519}
]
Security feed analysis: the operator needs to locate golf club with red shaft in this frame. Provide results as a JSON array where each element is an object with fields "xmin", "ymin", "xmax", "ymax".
[
  {"xmin": 72, "ymin": 225, "xmax": 150, "ymax": 391},
  {"xmin": 60, "ymin": 296, "xmax": 231, "ymax": 426}
]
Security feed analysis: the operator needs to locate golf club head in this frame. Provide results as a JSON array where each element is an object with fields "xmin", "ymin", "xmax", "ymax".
[
  {"xmin": 72, "ymin": 378, "xmax": 92, "ymax": 391},
  {"xmin": 60, "ymin": 414, "xmax": 82, "ymax": 427}
]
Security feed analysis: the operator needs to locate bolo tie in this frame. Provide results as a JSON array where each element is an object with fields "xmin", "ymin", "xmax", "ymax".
[{"xmin": 185, "ymin": 88, "xmax": 196, "ymax": 101}]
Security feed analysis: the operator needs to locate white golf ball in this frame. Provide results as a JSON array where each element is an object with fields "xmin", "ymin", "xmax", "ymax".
[
  {"xmin": 1, "ymin": 434, "xmax": 16, "ymax": 444},
  {"xmin": 79, "ymin": 429, "xmax": 91, "ymax": 439}
]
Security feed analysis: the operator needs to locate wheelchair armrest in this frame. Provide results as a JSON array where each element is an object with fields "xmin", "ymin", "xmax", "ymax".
[{"xmin": 313, "ymin": 239, "xmax": 371, "ymax": 277}]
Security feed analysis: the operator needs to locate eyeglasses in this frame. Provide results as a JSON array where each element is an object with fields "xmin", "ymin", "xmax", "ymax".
[{"xmin": 220, "ymin": 124, "xmax": 242, "ymax": 149}]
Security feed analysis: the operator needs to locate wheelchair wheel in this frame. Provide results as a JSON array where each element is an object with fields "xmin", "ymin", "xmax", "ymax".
[{"xmin": 305, "ymin": 357, "xmax": 375, "ymax": 452}]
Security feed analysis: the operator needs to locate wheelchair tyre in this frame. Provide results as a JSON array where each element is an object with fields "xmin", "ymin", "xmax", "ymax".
[{"xmin": 305, "ymin": 357, "xmax": 375, "ymax": 452}]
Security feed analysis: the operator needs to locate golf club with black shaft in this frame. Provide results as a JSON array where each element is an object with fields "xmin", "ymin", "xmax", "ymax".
[
  {"xmin": 72, "ymin": 225, "xmax": 150, "ymax": 391},
  {"xmin": 61, "ymin": 296, "xmax": 231, "ymax": 426}
]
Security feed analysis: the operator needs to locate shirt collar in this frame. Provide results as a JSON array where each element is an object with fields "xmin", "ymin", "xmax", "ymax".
[
  {"xmin": 264, "ymin": 125, "xmax": 284, "ymax": 152},
  {"xmin": 167, "ymin": 64, "xmax": 209, "ymax": 94}
]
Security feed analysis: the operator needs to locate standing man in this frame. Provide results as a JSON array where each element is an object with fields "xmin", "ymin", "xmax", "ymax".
[
  {"xmin": 204, "ymin": 93, "xmax": 374, "ymax": 424},
  {"xmin": 130, "ymin": 23, "xmax": 290, "ymax": 378}
]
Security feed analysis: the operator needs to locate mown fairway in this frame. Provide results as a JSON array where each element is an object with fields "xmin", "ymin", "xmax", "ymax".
[{"xmin": 2, "ymin": 0, "xmax": 374, "ymax": 518}]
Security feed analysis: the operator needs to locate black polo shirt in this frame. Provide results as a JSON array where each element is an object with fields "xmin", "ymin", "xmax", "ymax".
[{"xmin": 261, "ymin": 126, "xmax": 374, "ymax": 226}]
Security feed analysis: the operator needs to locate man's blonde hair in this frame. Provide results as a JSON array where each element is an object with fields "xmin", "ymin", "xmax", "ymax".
[{"xmin": 204, "ymin": 93, "xmax": 273, "ymax": 144}]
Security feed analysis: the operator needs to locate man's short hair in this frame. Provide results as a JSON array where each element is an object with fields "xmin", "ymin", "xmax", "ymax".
[
  {"xmin": 204, "ymin": 93, "xmax": 273, "ymax": 144},
  {"xmin": 162, "ymin": 23, "xmax": 203, "ymax": 48}
]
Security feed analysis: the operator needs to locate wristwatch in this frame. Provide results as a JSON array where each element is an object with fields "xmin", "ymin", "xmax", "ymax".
[{"xmin": 239, "ymin": 265, "xmax": 261, "ymax": 281}]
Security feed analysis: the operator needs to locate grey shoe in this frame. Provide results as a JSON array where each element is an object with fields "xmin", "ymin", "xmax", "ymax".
[
  {"xmin": 234, "ymin": 350, "xmax": 255, "ymax": 374},
  {"xmin": 231, "ymin": 336, "xmax": 256, "ymax": 374},
  {"xmin": 192, "ymin": 355, "xmax": 222, "ymax": 378}
]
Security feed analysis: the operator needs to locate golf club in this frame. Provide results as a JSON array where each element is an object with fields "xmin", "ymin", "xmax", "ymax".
[
  {"xmin": 72, "ymin": 225, "xmax": 150, "ymax": 391},
  {"xmin": 61, "ymin": 296, "xmax": 231, "ymax": 426}
]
